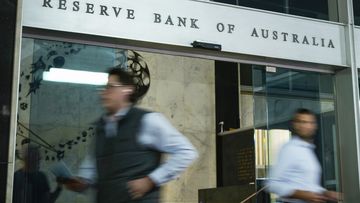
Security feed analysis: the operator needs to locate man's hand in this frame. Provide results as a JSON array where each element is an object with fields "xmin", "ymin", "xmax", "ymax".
[
  {"xmin": 127, "ymin": 176, "xmax": 155, "ymax": 199},
  {"xmin": 292, "ymin": 190, "xmax": 328, "ymax": 203},
  {"xmin": 324, "ymin": 191, "xmax": 342, "ymax": 202},
  {"xmin": 60, "ymin": 177, "xmax": 90, "ymax": 193}
]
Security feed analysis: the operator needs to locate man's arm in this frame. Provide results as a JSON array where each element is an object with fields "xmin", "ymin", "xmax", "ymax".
[
  {"xmin": 62, "ymin": 136, "xmax": 97, "ymax": 192},
  {"xmin": 141, "ymin": 112, "xmax": 198, "ymax": 185},
  {"xmin": 127, "ymin": 112, "xmax": 198, "ymax": 199},
  {"xmin": 291, "ymin": 190, "xmax": 327, "ymax": 203},
  {"xmin": 266, "ymin": 144, "xmax": 298, "ymax": 197}
]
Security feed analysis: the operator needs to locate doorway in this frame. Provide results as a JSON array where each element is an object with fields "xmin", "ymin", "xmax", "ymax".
[{"xmin": 13, "ymin": 37, "xmax": 340, "ymax": 203}]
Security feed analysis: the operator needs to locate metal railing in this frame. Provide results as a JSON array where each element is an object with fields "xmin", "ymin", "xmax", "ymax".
[{"xmin": 240, "ymin": 185, "xmax": 269, "ymax": 203}]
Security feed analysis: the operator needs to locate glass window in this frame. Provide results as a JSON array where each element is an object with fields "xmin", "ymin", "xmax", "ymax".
[
  {"xmin": 354, "ymin": 0, "xmax": 360, "ymax": 25},
  {"xmin": 15, "ymin": 37, "xmax": 217, "ymax": 203},
  {"xmin": 212, "ymin": 0, "xmax": 339, "ymax": 22}
]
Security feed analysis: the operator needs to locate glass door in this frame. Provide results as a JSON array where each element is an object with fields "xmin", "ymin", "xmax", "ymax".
[
  {"xmin": 15, "ymin": 37, "xmax": 217, "ymax": 203},
  {"xmin": 252, "ymin": 66, "xmax": 340, "ymax": 197}
]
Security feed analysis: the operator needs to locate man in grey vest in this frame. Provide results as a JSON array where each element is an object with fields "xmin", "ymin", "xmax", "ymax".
[{"xmin": 64, "ymin": 67, "xmax": 198, "ymax": 203}]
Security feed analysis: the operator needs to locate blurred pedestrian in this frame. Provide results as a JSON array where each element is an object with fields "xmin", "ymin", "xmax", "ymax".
[
  {"xmin": 266, "ymin": 108, "xmax": 341, "ymax": 203},
  {"xmin": 63, "ymin": 67, "xmax": 198, "ymax": 203}
]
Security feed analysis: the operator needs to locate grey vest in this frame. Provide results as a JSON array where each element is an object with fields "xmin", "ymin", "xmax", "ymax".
[{"xmin": 95, "ymin": 107, "xmax": 161, "ymax": 203}]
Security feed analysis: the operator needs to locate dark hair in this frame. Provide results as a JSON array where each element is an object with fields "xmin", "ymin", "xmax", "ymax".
[
  {"xmin": 108, "ymin": 67, "xmax": 138, "ymax": 103},
  {"xmin": 292, "ymin": 108, "xmax": 316, "ymax": 121}
]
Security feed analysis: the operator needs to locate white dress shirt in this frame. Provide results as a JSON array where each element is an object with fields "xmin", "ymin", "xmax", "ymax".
[
  {"xmin": 266, "ymin": 136, "xmax": 325, "ymax": 203},
  {"xmin": 78, "ymin": 108, "xmax": 198, "ymax": 186}
]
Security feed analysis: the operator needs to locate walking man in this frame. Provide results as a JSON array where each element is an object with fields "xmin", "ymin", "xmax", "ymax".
[
  {"xmin": 266, "ymin": 108, "xmax": 340, "ymax": 203},
  {"xmin": 64, "ymin": 67, "xmax": 198, "ymax": 203}
]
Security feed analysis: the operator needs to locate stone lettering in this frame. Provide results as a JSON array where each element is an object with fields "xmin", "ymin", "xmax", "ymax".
[
  {"xmin": 73, "ymin": 1, "xmax": 79, "ymax": 11},
  {"xmin": 190, "ymin": 18, "xmax": 199, "ymax": 29},
  {"xmin": 165, "ymin": 15, "xmax": 174, "ymax": 25},
  {"xmin": 292, "ymin": 34, "xmax": 299, "ymax": 43},
  {"xmin": 112, "ymin": 7, "xmax": 122, "ymax": 17},
  {"xmin": 228, "ymin": 24, "xmax": 235, "ymax": 33},
  {"xmin": 38, "ymin": 2, "xmax": 336, "ymax": 50},
  {"xmin": 127, "ymin": 9, "xmax": 135, "ymax": 19},
  {"xmin": 42, "ymin": 0, "xmax": 52, "ymax": 8},
  {"xmin": 217, "ymin": 23, "xmax": 225, "ymax": 32},
  {"xmin": 251, "ymin": 27, "xmax": 334, "ymax": 48},
  {"xmin": 217, "ymin": 23, "xmax": 234, "ymax": 33},
  {"xmin": 261, "ymin": 29, "xmax": 269, "ymax": 38},
  {"xmin": 58, "ymin": 0, "xmax": 66, "ymax": 10},
  {"xmin": 272, "ymin": 31, "xmax": 278, "ymax": 40},
  {"xmin": 178, "ymin": 17, "xmax": 186, "ymax": 27},
  {"xmin": 154, "ymin": 14, "xmax": 198, "ymax": 29},
  {"xmin": 281, "ymin": 32, "xmax": 288, "ymax": 41},
  {"xmin": 154, "ymin": 13, "xmax": 161, "ymax": 23},
  {"xmin": 86, "ymin": 3, "xmax": 94, "ymax": 14},
  {"xmin": 312, "ymin": 37, "xmax": 319, "ymax": 46},
  {"xmin": 302, "ymin": 36, "xmax": 309, "ymax": 45},
  {"xmin": 251, "ymin": 28, "xmax": 259, "ymax": 37},
  {"xmin": 100, "ymin": 5, "xmax": 109, "ymax": 16}
]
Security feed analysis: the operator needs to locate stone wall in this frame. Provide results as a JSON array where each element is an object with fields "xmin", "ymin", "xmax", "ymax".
[{"xmin": 138, "ymin": 51, "xmax": 216, "ymax": 203}]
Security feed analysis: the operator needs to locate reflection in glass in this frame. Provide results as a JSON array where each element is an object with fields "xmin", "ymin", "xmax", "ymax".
[
  {"xmin": 16, "ymin": 38, "xmax": 120, "ymax": 203},
  {"xmin": 354, "ymin": 0, "xmax": 360, "ymax": 25},
  {"xmin": 15, "ymin": 38, "xmax": 216, "ymax": 203},
  {"xmin": 252, "ymin": 66, "xmax": 340, "ymax": 193},
  {"xmin": 212, "ymin": 0, "xmax": 338, "ymax": 22}
]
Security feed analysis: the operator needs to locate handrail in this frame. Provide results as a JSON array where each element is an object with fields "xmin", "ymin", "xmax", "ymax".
[
  {"xmin": 17, "ymin": 121, "xmax": 59, "ymax": 153},
  {"xmin": 240, "ymin": 185, "xmax": 269, "ymax": 203}
]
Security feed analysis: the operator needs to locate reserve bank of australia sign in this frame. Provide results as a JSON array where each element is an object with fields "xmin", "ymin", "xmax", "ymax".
[{"xmin": 23, "ymin": 0, "xmax": 346, "ymax": 66}]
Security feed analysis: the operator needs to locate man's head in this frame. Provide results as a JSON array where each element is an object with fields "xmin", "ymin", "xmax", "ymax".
[
  {"xmin": 291, "ymin": 108, "xmax": 317, "ymax": 140},
  {"xmin": 101, "ymin": 68, "xmax": 136, "ymax": 114}
]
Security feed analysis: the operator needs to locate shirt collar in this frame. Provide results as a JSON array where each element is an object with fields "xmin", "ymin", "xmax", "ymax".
[
  {"xmin": 103, "ymin": 107, "xmax": 131, "ymax": 122},
  {"xmin": 292, "ymin": 135, "xmax": 315, "ymax": 149}
]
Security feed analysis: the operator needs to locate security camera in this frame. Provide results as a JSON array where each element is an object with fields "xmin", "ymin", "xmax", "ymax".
[{"xmin": 191, "ymin": 41, "xmax": 222, "ymax": 51}]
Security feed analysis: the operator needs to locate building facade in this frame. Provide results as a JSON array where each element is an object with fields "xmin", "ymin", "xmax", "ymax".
[{"xmin": 1, "ymin": 0, "xmax": 360, "ymax": 202}]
